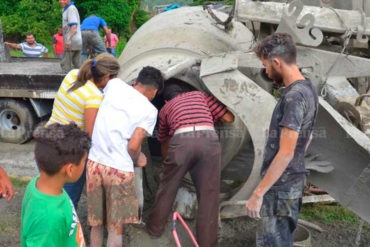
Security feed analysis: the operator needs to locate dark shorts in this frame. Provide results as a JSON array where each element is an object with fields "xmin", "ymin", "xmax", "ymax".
[
  {"xmin": 86, "ymin": 160, "xmax": 139, "ymax": 230},
  {"xmin": 256, "ymin": 178, "xmax": 305, "ymax": 247}
]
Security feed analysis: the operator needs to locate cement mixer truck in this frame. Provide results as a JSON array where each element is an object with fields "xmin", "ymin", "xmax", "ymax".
[
  {"xmin": 0, "ymin": 0, "xmax": 369, "ymax": 224},
  {"xmin": 117, "ymin": 0, "xmax": 370, "ymax": 223}
]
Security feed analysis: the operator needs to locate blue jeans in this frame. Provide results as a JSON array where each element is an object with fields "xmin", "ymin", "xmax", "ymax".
[
  {"xmin": 107, "ymin": 48, "xmax": 116, "ymax": 57},
  {"xmin": 64, "ymin": 165, "xmax": 86, "ymax": 209},
  {"xmin": 256, "ymin": 177, "xmax": 305, "ymax": 247},
  {"xmin": 80, "ymin": 30, "xmax": 107, "ymax": 63}
]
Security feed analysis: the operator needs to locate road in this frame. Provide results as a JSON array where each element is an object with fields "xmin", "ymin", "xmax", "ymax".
[{"xmin": 0, "ymin": 141, "xmax": 38, "ymax": 178}]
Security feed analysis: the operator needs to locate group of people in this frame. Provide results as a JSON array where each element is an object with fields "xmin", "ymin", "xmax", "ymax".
[
  {"xmin": 0, "ymin": 2, "xmax": 319, "ymax": 245},
  {"xmin": 3, "ymin": 0, "xmax": 118, "ymax": 73},
  {"xmin": 16, "ymin": 33, "xmax": 319, "ymax": 247}
]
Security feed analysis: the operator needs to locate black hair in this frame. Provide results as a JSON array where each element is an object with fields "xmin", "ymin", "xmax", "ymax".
[
  {"xmin": 254, "ymin": 33, "xmax": 297, "ymax": 64},
  {"xmin": 136, "ymin": 66, "xmax": 164, "ymax": 92},
  {"xmin": 162, "ymin": 83, "xmax": 186, "ymax": 101},
  {"xmin": 33, "ymin": 123, "xmax": 91, "ymax": 176},
  {"xmin": 25, "ymin": 32, "xmax": 34, "ymax": 38}
]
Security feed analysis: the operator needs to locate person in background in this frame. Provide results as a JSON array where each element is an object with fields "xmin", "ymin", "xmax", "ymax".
[
  {"xmin": 245, "ymin": 33, "xmax": 318, "ymax": 247},
  {"xmin": 46, "ymin": 53, "xmax": 120, "ymax": 208},
  {"xmin": 59, "ymin": 0, "xmax": 82, "ymax": 73},
  {"xmin": 4, "ymin": 33, "xmax": 48, "ymax": 58},
  {"xmin": 104, "ymin": 28, "xmax": 118, "ymax": 57},
  {"xmin": 53, "ymin": 27, "xmax": 64, "ymax": 59},
  {"xmin": 80, "ymin": 14, "xmax": 111, "ymax": 63},
  {"xmin": 146, "ymin": 84, "xmax": 235, "ymax": 247},
  {"xmin": 21, "ymin": 123, "xmax": 90, "ymax": 247},
  {"xmin": 0, "ymin": 165, "xmax": 14, "ymax": 201},
  {"xmin": 87, "ymin": 66, "xmax": 163, "ymax": 247}
]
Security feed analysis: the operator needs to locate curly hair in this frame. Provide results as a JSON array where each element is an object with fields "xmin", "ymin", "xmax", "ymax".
[
  {"xmin": 254, "ymin": 33, "xmax": 297, "ymax": 64},
  {"xmin": 33, "ymin": 123, "xmax": 91, "ymax": 175}
]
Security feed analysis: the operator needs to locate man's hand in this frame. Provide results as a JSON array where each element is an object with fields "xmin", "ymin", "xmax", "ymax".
[
  {"xmin": 3, "ymin": 42, "xmax": 18, "ymax": 50},
  {"xmin": 245, "ymin": 193, "xmax": 263, "ymax": 219},
  {"xmin": 65, "ymin": 41, "xmax": 71, "ymax": 50},
  {"xmin": 0, "ymin": 168, "xmax": 14, "ymax": 202},
  {"xmin": 128, "ymin": 127, "xmax": 147, "ymax": 163},
  {"xmin": 135, "ymin": 152, "xmax": 147, "ymax": 167}
]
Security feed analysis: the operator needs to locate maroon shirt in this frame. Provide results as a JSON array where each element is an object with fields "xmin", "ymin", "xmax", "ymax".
[{"xmin": 158, "ymin": 91, "xmax": 227, "ymax": 142}]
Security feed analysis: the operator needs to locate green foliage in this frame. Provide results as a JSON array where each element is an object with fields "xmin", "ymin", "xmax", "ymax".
[
  {"xmin": 300, "ymin": 204, "xmax": 359, "ymax": 223},
  {"xmin": 77, "ymin": 0, "xmax": 138, "ymax": 36},
  {"xmin": 116, "ymin": 39, "xmax": 127, "ymax": 58},
  {"xmin": 1, "ymin": 0, "xmax": 61, "ymax": 45},
  {"xmin": 141, "ymin": 0, "xmax": 193, "ymax": 9},
  {"xmin": 134, "ymin": 10, "xmax": 149, "ymax": 29},
  {"xmin": 190, "ymin": 0, "xmax": 225, "ymax": 6},
  {"xmin": 0, "ymin": 0, "xmax": 19, "ymax": 16},
  {"xmin": 0, "ymin": 0, "xmax": 141, "ymax": 45}
]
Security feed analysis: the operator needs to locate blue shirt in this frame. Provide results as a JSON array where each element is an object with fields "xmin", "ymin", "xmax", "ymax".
[
  {"xmin": 80, "ymin": 16, "xmax": 107, "ymax": 31},
  {"xmin": 18, "ymin": 42, "xmax": 48, "ymax": 57}
]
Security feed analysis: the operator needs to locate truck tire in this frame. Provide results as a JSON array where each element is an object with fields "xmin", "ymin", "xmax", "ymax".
[{"xmin": 0, "ymin": 99, "xmax": 37, "ymax": 143}]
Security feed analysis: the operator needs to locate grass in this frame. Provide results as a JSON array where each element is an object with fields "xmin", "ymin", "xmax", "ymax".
[
  {"xmin": 9, "ymin": 176, "xmax": 30, "ymax": 188},
  {"xmin": 300, "ymin": 203, "xmax": 360, "ymax": 223}
]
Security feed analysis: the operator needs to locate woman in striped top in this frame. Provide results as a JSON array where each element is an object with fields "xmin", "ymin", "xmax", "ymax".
[
  {"xmin": 46, "ymin": 53, "xmax": 120, "ymax": 208},
  {"xmin": 47, "ymin": 53, "xmax": 120, "ymax": 136}
]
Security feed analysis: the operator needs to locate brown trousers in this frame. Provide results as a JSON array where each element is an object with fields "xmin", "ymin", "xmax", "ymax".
[{"xmin": 147, "ymin": 130, "xmax": 221, "ymax": 247}]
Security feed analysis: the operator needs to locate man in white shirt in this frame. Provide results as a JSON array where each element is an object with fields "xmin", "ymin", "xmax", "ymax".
[{"xmin": 87, "ymin": 66, "xmax": 163, "ymax": 247}]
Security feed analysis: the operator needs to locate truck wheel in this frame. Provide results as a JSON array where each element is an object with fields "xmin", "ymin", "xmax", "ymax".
[{"xmin": 0, "ymin": 99, "xmax": 37, "ymax": 143}]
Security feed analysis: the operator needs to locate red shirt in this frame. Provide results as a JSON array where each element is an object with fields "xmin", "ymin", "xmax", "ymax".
[
  {"xmin": 158, "ymin": 91, "xmax": 227, "ymax": 142},
  {"xmin": 52, "ymin": 34, "xmax": 64, "ymax": 54}
]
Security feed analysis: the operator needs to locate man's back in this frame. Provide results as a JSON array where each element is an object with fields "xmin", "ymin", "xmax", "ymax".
[
  {"xmin": 81, "ymin": 16, "xmax": 107, "ymax": 31},
  {"xmin": 158, "ymin": 91, "xmax": 227, "ymax": 141},
  {"xmin": 21, "ymin": 176, "xmax": 85, "ymax": 247},
  {"xmin": 89, "ymin": 78, "xmax": 157, "ymax": 172}
]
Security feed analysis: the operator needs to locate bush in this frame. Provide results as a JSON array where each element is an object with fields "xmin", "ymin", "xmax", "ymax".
[
  {"xmin": 77, "ymin": 0, "xmax": 135, "ymax": 36},
  {"xmin": 134, "ymin": 10, "xmax": 149, "ymax": 29},
  {"xmin": 0, "ymin": 0, "xmax": 141, "ymax": 45},
  {"xmin": 0, "ymin": 0, "xmax": 60, "ymax": 45}
]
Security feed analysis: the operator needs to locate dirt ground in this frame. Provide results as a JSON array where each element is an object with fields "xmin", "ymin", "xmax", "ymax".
[
  {"xmin": 1, "ymin": 177, "xmax": 370, "ymax": 247},
  {"xmin": 1, "ymin": 141, "xmax": 370, "ymax": 246}
]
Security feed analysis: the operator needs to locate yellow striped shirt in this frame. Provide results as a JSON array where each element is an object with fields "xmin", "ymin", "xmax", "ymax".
[{"xmin": 47, "ymin": 69, "xmax": 103, "ymax": 130}]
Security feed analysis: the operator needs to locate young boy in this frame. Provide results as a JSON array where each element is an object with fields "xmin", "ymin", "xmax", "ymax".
[
  {"xmin": 87, "ymin": 66, "xmax": 164, "ymax": 247},
  {"xmin": 21, "ymin": 123, "xmax": 91, "ymax": 247}
]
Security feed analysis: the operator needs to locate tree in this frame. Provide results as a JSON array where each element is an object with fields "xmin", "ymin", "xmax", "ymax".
[
  {"xmin": 0, "ymin": 0, "xmax": 60, "ymax": 44},
  {"xmin": 77, "ymin": 0, "xmax": 139, "ymax": 37}
]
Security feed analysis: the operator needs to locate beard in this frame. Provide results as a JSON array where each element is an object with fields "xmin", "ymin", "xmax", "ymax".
[{"xmin": 270, "ymin": 66, "xmax": 284, "ymax": 87}]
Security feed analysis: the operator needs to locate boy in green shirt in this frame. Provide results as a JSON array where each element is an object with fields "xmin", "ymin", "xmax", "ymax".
[{"xmin": 21, "ymin": 123, "xmax": 91, "ymax": 247}]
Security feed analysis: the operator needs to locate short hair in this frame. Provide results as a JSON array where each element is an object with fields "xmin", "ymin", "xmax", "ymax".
[
  {"xmin": 33, "ymin": 123, "xmax": 91, "ymax": 176},
  {"xmin": 162, "ymin": 83, "xmax": 186, "ymax": 101},
  {"xmin": 254, "ymin": 33, "xmax": 297, "ymax": 64},
  {"xmin": 25, "ymin": 32, "xmax": 34, "ymax": 38},
  {"xmin": 136, "ymin": 66, "xmax": 164, "ymax": 92}
]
